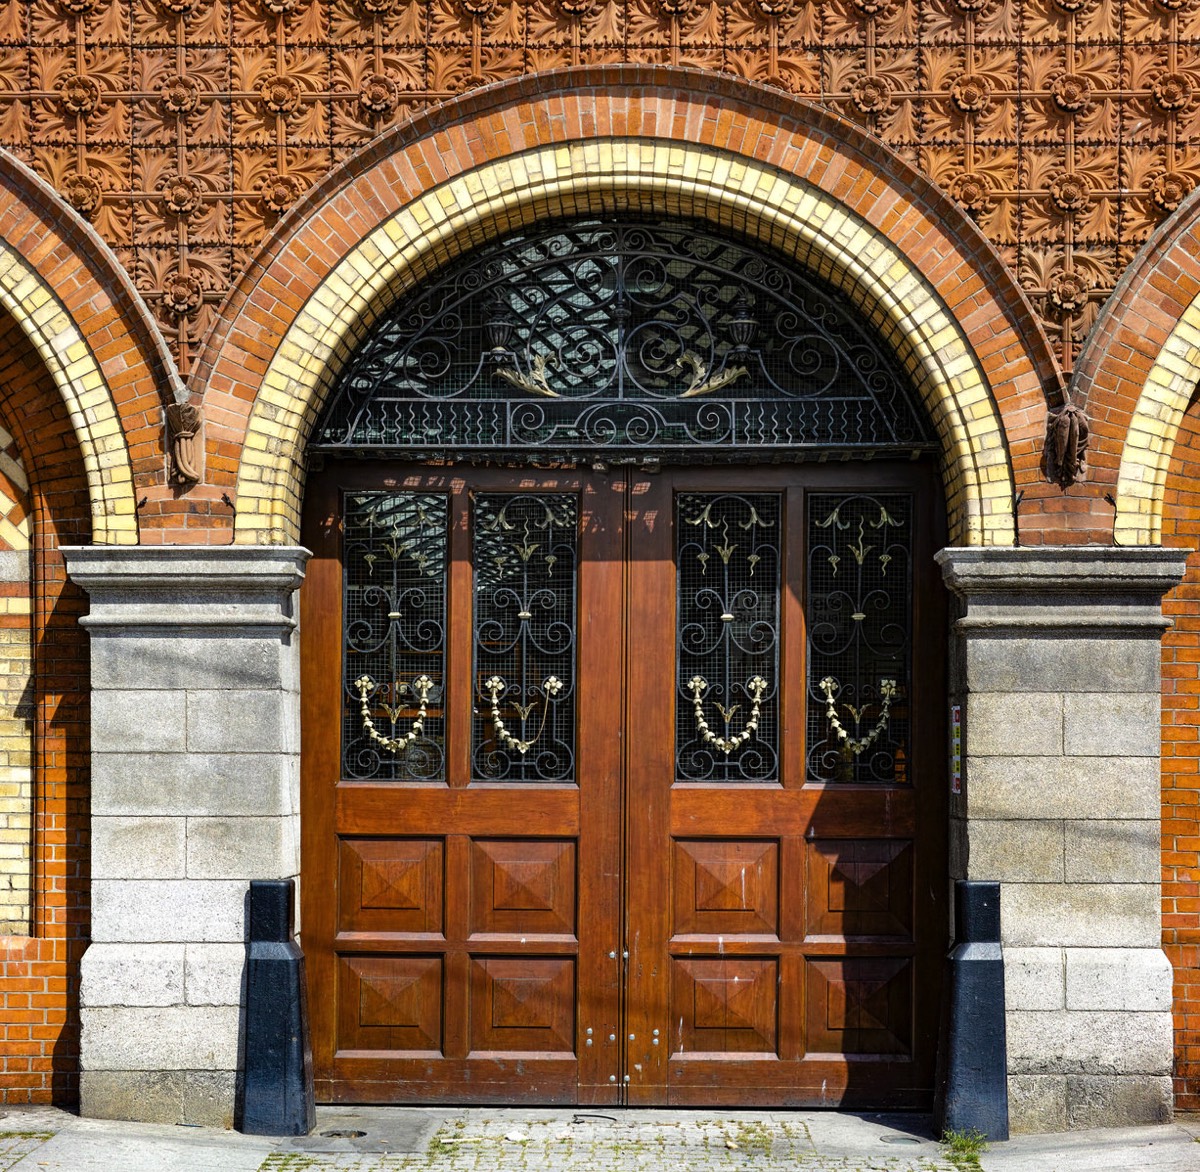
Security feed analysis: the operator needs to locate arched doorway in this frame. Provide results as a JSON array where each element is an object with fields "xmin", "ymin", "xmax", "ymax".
[{"xmin": 300, "ymin": 219, "xmax": 948, "ymax": 1107}]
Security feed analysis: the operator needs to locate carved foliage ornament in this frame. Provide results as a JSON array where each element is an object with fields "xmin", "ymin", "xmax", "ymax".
[
  {"xmin": 950, "ymin": 172, "xmax": 992, "ymax": 212},
  {"xmin": 1152, "ymin": 171, "xmax": 1194, "ymax": 212},
  {"xmin": 59, "ymin": 74, "xmax": 101, "ymax": 117},
  {"xmin": 62, "ymin": 173, "xmax": 102, "ymax": 215},
  {"xmin": 1051, "ymin": 73, "xmax": 1092, "ymax": 113},
  {"xmin": 166, "ymin": 402, "xmax": 202, "ymax": 485},
  {"xmin": 1042, "ymin": 402, "xmax": 1089, "ymax": 489},
  {"xmin": 951, "ymin": 74, "xmax": 992, "ymax": 114}
]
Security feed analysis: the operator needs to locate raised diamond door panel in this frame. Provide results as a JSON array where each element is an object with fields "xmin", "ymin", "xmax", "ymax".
[
  {"xmin": 469, "ymin": 839, "xmax": 577, "ymax": 938},
  {"xmin": 337, "ymin": 838, "xmax": 444, "ymax": 936},
  {"xmin": 805, "ymin": 840, "xmax": 915, "ymax": 940},
  {"xmin": 805, "ymin": 957, "xmax": 914, "ymax": 1057},
  {"xmin": 671, "ymin": 958, "xmax": 780, "ymax": 1056},
  {"xmin": 672, "ymin": 840, "xmax": 780, "ymax": 939},
  {"xmin": 336, "ymin": 955, "xmax": 443, "ymax": 1055},
  {"xmin": 470, "ymin": 958, "xmax": 577, "ymax": 1055}
]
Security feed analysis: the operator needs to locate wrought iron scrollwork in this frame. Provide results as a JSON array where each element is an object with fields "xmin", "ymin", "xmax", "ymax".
[
  {"xmin": 315, "ymin": 220, "xmax": 936, "ymax": 460},
  {"xmin": 342, "ymin": 492, "xmax": 447, "ymax": 781},
  {"xmin": 676, "ymin": 493, "xmax": 780, "ymax": 782},
  {"xmin": 806, "ymin": 494, "xmax": 912, "ymax": 784},
  {"xmin": 472, "ymin": 494, "xmax": 577, "ymax": 782}
]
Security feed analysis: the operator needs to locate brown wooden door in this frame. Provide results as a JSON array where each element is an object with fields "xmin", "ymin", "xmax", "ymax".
[{"xmin": 301, "ymin": 461, "xmax": 945, "ymax": 1107}]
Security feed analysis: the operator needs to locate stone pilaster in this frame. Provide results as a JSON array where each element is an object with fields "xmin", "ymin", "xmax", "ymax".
[
  {"xmin": 938, "ymin": 547, "xmax": 1186, "ymax": 1134},
  {"xmin": 64, "ymin": 546, "xmax": 308, "ymax": 1128}
]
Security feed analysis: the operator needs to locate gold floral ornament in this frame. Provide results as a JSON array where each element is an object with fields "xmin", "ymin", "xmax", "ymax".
[
  {"xmin": 954, "ymin": 0, "xmax": 987, "ymax": 10},
  {"xmin": 1052, "ymin": 0, "xmax": 1086, "ymax": 12},
  {"xmin": 359, "ymin": 73, "xmax": 399, "ymax": 116},
  {"xmin": 160, "ymin": 75, "xmax": 201, "ymax": 116},
  {"xmin": 160, "ymin": 173, "xmax": 202, "ymax": 218},
  {"xmin": 754, "ymin": 0, "xmax": 797, "ymax": 15},
  {"xmin": 262, "ymin": 0, "xmax": 298, "ymax": 12},
  {"xmin": 951, "ymin": 74, "xmax": 992, "ymax": 114},
  {"xmin": 1048, "ymin": 172, "xmax": 1090, "ymax": 214},
  {"xmin": 357, "ymin": 0, "xmax": 393, "ymax": 14},
  {"xmin": 355, "ymin": 674, "xmax": 434, "ymax": 754},
  {"xmin": 1051, "ymin": 73, "xmax": 1092, "ymax": 113},
  {"xmin": 457, "ymin": 0, "xmax": 496, "ymax": 15},
  {"xmin": 261, "ymin": 74, "xmax": 303, "ymax": 115},
  {"xmin": 258, "ymin": 172, "xmax": 305, "ymax": 215},
  {"xmin": 950, "ymin": 172, "xmax": 992, "ymax": 213},
  {"xmin": 62, "ymin": 172, "xmax": 102, "ymax": 216},
  {"xmin": 1153, "ymin": 71, "xmax": 1194, "ymax": 112},
  {"xmin": 1152, "ymin": 171, "xmax": 1194, "ymax": 212},
  {"xmin": 57, "ymin": 0, "xmax": 96, "ymax": 13},
  {"xmin": 820, "ymin": 677, "xmax": 896, "ymax": 758},
  {"xmin": 1047, "ymin": 268, "xmax": 1090, "ymax": 314},
  {"xmin": 850, "ymin": 76, "xmax": 893, "ymax": 116},
  {"xmin": 1156, "ymin": 0, "xmax": 1186, "ymax": 11},
  {"xmin": 162, "ymin": 273, "xmax": 204, "ymax": 319},
  {"xmin": 58, "ymin": 74, "xmax": 101, "ymax": 117},
  {"xmin": 688, "ymin": 675, "xmax": 768, "ymax": 756},
  {"xmin": 158, "ymin": 0, "xmax": 197, "ymax": 14},
  {"xmin": 484, "ymin": 675, "xmax": 564, "ymax": 756},
  {"xmin": 654, "ymin": 0, "xmax": 691, "ymax": 15}
]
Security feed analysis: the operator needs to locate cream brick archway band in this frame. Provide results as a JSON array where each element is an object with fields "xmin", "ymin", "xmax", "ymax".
[
  {"xmin": 1115, "ymin": 298, "xmax": 1200, "ymax": 546},
  {"xmin": 230, "ymin": 140, "xmax": 1017, "ymax": 548},
  {"xmin": 0, "ymin": 243, "xmax": 138, "ymax": 545}
]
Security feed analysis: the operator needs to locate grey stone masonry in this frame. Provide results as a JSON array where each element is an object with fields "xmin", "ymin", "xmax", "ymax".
[
  {"xmin": 937, "ymin": 547, "xmax": 1187, "ymax": 1135},
  {"xmin": 64, "ymin": 546, "xmax": 309, "ymax": 1129}
]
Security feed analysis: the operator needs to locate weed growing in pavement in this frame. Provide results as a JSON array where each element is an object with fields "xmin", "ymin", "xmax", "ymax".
[{"xmin": 940, "ymin": 1128, "xmax": 987, "ymax": 1171}]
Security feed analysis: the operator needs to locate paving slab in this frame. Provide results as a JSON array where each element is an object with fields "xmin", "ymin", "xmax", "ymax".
[{"xmin": 0, "ymin": 1105, "xmax": 1197, "ymax": 1171}]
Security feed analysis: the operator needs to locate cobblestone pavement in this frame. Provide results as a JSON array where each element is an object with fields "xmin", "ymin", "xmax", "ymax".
[
  {"xmin": 1, "ymin": 1105, "xmax": 1198, "ymax": 1172},
  {"xmin": 268, "ymin": 1109, "xmax": 958, "ymax": 1172}
]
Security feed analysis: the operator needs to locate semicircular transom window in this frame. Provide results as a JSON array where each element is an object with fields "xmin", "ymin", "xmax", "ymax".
[{"xmin": 315, "ymin": 219, "xmax": 937, "ymax": 459}]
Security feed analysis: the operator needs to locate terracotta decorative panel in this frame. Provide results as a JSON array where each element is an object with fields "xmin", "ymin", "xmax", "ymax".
[
  {"xmin": 2, "ymin": 0, "xmax": 1197, "ymax": 371},
  {"xmin": 806, "ymin": 839, "xmax": 913, "ymax": 939},
  {"xmin": 469, "ymin": 956, "xmax": 576, "ymax": 1052},
  {"xmin": 805, "ymin": 956, "xmax": 912, "ymax": 1056},
  {"xmin": 469, "ymin": 838, "xmax": 577, "ymax": 937},
  {"xmin": 672, "ymin": 839, "xmax": 779, "ymax": 938},
  {"xmin": 338, "ymin": 837, "xmax": 444, "ymax": 935},
  {"xmin": 337, "ymin": 954, "xmax": 443, "ymax": 1053},
  {"xmin": 671, "ymin": 957, "xmax": 779, "ymax": 1055}
]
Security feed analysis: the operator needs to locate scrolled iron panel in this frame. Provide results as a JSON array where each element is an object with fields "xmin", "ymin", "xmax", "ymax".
[
  {"xmin": 471, "ymin": 493, "xmax": 578, "ymax": 783},
  {"xmin": 315, "ymin": 220, "xmax": 935, "ymax": 459},
  {"xmin": 342, "ymin": 491, "xmax": 448, "ymax": 782},
  {"xmin": 806, "ymin": 493, "xmax": 912, "ymax": 785},
  {"xmin": 675, "ymin": 492, "xmax": 781, "ymax": 783}
]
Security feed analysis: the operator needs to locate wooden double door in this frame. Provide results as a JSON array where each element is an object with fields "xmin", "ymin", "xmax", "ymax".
[{"xmin": 301, "ymin": 462, "xmax": 946, "ymax": 1107}]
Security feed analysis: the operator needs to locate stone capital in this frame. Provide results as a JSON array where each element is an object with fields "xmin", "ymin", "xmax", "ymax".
[
  {"xmin": 63, "ymin": 546, "xmax": 310, "ymax": 633},
  {"xmin": 935, "ymin": 546, "xmax": 1188, "ymax": 634}
]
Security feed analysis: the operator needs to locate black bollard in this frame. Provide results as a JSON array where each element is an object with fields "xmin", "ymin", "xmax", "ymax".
[
  {"xmin": 239, "ymin": 878, "xmax": 315, "ymax": 1136},
  {"xmin": 934, "ymin": 880, "xmax": 1009, "ymax": 1141}
]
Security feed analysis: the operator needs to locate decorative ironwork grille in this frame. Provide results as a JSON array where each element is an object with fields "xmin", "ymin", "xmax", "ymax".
[
  {"xmin": 806, "ymin": 494, "xmax": 912, "ymax": 785},
  {"xmin": 676, "ymin": 493, "xmax": 781, "ymax": 783},
  {"xmin": 342, "ymin": 491, "xmax": 448, "ymax": 782},
  {"xmin": 315, "ymin": 220, "xmax": 936, "ymax": 461},
  {"xmin": 472, "ymin": 493, "xmax": 578, "ymax": 783}
]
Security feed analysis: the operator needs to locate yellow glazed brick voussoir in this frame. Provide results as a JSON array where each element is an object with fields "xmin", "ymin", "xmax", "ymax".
[{"xmin": 234, "ymin": 141, "xmax": 1012, "ymax": 547}]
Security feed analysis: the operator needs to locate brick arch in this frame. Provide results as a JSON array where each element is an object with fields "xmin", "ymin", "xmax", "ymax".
[
  {"xmin": 0, "ymin": 304, "xmax": 92, "ymax": 1103},
  {"xmin": 1071, "ymin": 187, "xmax": 1200, "ymax": 545},
  {"xmin": 192, "ymin": 70, "xmax": 1061, "ymax": 546},
  {"xmin": 0, "ymin": 153, "xmax": 175, "ymax": 545}
]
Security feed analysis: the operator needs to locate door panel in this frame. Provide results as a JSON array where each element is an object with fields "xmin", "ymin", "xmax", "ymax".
[
  {"xmin": 303, "ymin": 468, "xmax": 624, "ymax": 1104},
  {"xmin": 622, "ymin": 467, "xmax": 944, "ymax": 1108},
  {"xmin": 301, "ymin": 461, "xmax": 945, "ymax": 1107}
]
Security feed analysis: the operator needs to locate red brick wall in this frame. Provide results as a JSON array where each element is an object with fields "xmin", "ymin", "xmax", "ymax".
[
  {"xmin": 1161, "ymin": 389, "xmax": 1200, "ymax": 1110},
  {"xmin": 0, "ymin": 309, "xmax": 91, "ymax": 1105}
]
